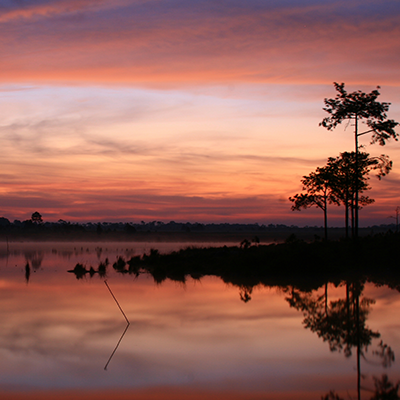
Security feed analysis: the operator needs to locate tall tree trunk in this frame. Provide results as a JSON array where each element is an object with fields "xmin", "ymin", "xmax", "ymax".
[
  {"xmin": 345, "ymin": 192, "xmax": 349, "ymax": 239},
  {"xmin": 346, "ymin": 283, "xmax": 350, "ymax": 336},
  {"xmin": 345, "ymin": 172, "xmax": 349, "ymax": 239},
  {"xmin": 354, "ymin": 114, "xmax": 359, "ymax": 240},
  {"xmin": 351, "ymin": 194, "xmax": 355, "ymax": 239}
]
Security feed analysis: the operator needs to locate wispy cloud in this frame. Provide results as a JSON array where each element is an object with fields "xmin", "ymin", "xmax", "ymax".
[
  {"xmin": 1, "ymin": 1, "xmax": 399, "ymax": 86},
  {"xmin": 0, "ymin": 0, "xmax": 131, "ymax": 23},
  {"xmin": 0, "ymin": 2, "xmax": 399, "ymax": 224}
]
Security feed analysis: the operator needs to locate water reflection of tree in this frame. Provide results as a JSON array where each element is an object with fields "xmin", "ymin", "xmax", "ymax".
[
  {"xmin": 24, "ymin": 250, "xmax": 44, "ymax": 270},
  {"xmin": 286, "ymin": 281, "xmax": 379, "ymax": 356},
  {"xmin": 25, "ymin": 262, "xmax": 30, "ymax": 283},
  {"xmin": 285, "ymin": 281, "xmax": 396, "ymax": 400},
  {"xmin": 322, "ymin": 375, "xmax": 400, "ymax": 400},
  {"xmin": 66, "ymin": 253, "xmax": 400, "ymax": 396},
  {"xmin": 238, "ymin": 285, "xmax": 253, "ymax": 303},
  {"xmin": 370, "ymin": 375, "xmax": 400, "ymax": 400}
]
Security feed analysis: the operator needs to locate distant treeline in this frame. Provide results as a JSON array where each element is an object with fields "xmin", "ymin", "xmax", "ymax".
[{"xmin": 0, "ymin": 216, "xmax": 397, "ymax": 241}]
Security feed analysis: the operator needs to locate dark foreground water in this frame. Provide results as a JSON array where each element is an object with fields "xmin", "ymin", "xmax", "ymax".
[{"xmin": 0, "ymin": 242, "xmax": 399, "ymax": 400}]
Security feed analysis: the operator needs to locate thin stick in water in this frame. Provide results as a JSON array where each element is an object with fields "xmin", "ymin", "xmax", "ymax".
[
  {"xmin": 104, "ymin": 323, "xmax": 130, "ymax": 371},
  {"xmin": 103, "ymin": 280, "xmax": 130, "ymax": 370},
  {"xmin": 104, "ymin": 280, "xmax": 130, "ymax": 324}
]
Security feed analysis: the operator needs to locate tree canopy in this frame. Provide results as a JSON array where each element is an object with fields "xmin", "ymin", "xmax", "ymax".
[
  {"xmin": 319, "ymin": 83, "xmax": 398, "ymax": 237},
  {"xmin": 289, "ymin": 165, "xmax": 339, "ymax": 240},
  {"xmin": 289, "ymin": 150, "xmax": 391, "ymax": 239},
  {"xmin": 320, "ymin": 82, "xmax": 398, "ymax": 146},
  {"xmin": 31, "ymin": 211, "xmax": 43, "ymax": 224}
]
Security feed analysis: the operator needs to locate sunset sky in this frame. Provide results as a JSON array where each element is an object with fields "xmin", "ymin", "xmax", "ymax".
[{"xmin": 1, "ymin": 0, "xmax": 399, "ymax": 225}]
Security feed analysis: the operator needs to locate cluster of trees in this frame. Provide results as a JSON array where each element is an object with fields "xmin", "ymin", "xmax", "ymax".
[
  {"xmin": 289, "ymin": 151, "xmax": 392, "ymax": 240},
  {"xmin": 290, "ymin": 83, "xmax": 398, "ymax": 240}
]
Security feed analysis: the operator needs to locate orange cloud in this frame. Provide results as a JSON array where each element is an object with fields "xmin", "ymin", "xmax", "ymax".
[
  {"xmin": 0, "ymin": 1, "xmax": 399, "ymax": 86},
  {"xmin": 0, "ymin": 0, "xmax": 399, "ymax": 226}
]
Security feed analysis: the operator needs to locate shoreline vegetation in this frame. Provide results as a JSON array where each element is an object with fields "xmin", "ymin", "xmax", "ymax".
[
  {"xmin": 68, "ymin": 231, "xmax": 400, "ymax": 293},
  {"xmin": 65, "ymin": 234, "xmax": 400, "ymax": 400}
]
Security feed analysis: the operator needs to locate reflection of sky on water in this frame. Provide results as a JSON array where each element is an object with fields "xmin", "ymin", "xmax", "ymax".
[{"xmin": 0, "ymin": 242, "xmax": 399, "ymax": 399}]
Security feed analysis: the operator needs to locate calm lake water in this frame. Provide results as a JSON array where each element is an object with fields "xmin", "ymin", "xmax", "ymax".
[{"xmin": 1, "ymin": 242, "xmax": 399, "ymax": 400}]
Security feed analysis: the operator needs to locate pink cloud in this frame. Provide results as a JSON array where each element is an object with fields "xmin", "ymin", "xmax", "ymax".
[
  {"xmin": 0, "ymin": 180, "xmax": 397, "ymax": 226},
  {"xmin": 0, "ymin": 1, "xmax": 399, "ymax": 86},
  {"xmin": 0, "ymin": 0, "xmax": 104, "ymax": 23}
]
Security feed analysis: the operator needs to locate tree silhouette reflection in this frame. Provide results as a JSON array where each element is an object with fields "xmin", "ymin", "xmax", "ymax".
[
  {"xmin": 239, "ymin": 285, "xmax": 253, "ymax": 302},
  {"xmin": 24, "ymin": 250, "xmax": 44, "ymax": 270},
  {"xmin": 25, "ymin": 262, "xmax": 30, "ymax": 283},
  {"xmin": 65, "ymin": 252, "xmax": 400, "ymax": 397},
  {"xmin": 285, "ymin": 281, "xmax": 379, "ymax": 356},
  {"xmin": 370, "ymin": 375, "xmax": 400, "ymax": 400},
  {"xmin": 285, "ymin": 281, "xmax": 396, "ymax": 400},
  {"xmin": 321, "ymin": 375, "xmax": 400, "ymax": 400}
]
